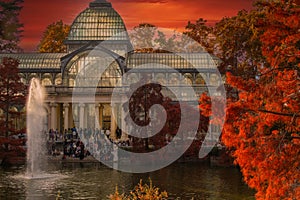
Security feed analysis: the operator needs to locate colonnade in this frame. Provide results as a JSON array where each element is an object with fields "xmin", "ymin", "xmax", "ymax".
[{"xmin": 47, "ymin": 102, "xmax": 125, "ymax": 140}]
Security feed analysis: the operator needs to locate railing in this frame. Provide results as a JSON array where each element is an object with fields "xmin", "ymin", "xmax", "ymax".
[
  {"xmin": 45, "ymin": 86, "xmax": 115, "ymax": 95},
  {"xmin": 45, "ymin": 85, "xmax": 219, "ymax": 98}
]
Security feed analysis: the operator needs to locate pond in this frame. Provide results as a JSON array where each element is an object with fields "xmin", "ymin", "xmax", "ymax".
[{"xmin": 0, "ymin": 162, "xmax": 255, "ymax": 200}]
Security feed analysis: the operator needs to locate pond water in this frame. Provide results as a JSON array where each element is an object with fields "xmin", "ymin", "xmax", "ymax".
[{"xmin": 0, "ymin": 162, "xmax": 255, "ymax": 200}]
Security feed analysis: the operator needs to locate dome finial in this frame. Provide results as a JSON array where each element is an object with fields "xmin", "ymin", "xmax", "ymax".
[{"xmin": 89, "ymin": 0, "xmax": 112, "ymax": 8}]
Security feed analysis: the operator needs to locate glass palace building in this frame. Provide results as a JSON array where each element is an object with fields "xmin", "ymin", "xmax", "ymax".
[{"xmin": 0, "ymin": 0, "xmax": 223, "ymax": 139}]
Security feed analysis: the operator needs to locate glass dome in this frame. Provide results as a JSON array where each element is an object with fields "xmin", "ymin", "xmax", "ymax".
[{"xmin": 67, "ymin": 0, "xmax": 128, "ymax": 41}]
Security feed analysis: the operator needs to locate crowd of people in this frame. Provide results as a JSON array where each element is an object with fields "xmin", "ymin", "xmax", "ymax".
[{"xmin": 47, "ymin": 127, "xmax": 131, "ymax": 161}]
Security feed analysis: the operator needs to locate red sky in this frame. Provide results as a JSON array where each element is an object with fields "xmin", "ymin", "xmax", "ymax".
[{"xmin": 19, "ymin": 0, "xmax": 254, "ymax": 52}]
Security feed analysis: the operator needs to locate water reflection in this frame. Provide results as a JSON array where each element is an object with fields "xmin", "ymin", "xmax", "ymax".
[{"xmin": 0, "ymin": 163, "xmax": 255, "ymax": 200}]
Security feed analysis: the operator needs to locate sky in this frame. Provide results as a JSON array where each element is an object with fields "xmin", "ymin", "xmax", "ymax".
[{"xmin": 19, "ymin": 0, "xmax": 255, "ymax": 52}]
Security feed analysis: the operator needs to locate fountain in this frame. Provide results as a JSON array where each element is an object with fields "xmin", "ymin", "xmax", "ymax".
[{"xmin": 26, "ymin": 78, "xmax": 47, "ymax": 177}]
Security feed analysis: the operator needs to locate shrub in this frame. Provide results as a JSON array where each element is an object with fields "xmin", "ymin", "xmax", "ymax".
[{"xmin": 108, "ymin": 178, "xmax": 168, "ymax": 200}]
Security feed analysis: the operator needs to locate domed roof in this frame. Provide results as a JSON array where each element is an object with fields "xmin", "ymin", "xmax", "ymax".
[{"xmin": 67, "ymin": 0, "xmax": 128, "ymax": 41}]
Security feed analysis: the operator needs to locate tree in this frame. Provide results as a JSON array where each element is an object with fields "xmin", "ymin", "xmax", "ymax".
[
  {"xmin": 0, "ymin": 0, "xmax": 23, "ymax": 53},
  {"xmin": 129, "ymin": 23, "xmax": 181, "ymax": 53},
  {"xmin": 123, "ymin": 74, "xmax": 208, "ymax": 156},
  {"xmin": 184, "ymin": 18, "xmax": 214, "ymax": 53},
  {"xmin": 213, "ymin": 9, "xmax": 266, "ymax": 77},
  {"xmin": 183, "ymin": 14, "xmax": 265, "ymax": 76},
  {"xmin": 122, "ymin": 74, "xmax": 169, "ymax": 151},
  {"xmin": 186, "ymin": 12, "xmax": 266, "ymax": 77},
  {"xmin": 129, "ymin": 23, "xmax": 157, "ymax": 52},
  {"xmin": 38, "ymin": 20, "xmax": 70, "ymax": 53},
  {"xmin": 0, "ymin": 57, "xmax": 26, "ymax": 155},
  {"xmin": 200, "ymin": 0, "xmax": 300, "ymax": 199}
]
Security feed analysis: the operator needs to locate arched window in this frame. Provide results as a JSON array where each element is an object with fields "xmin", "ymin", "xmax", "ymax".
[
  {"xmin": 65, "ymin": 52, "xmax": 122, "ymax": 87},
  {"xmin": 169, "ymin": 73, "xmax": 179, "ymax": 85},
  {"xmin": 98, "ymin": 61, "xmax": 121, "ymax": 87},
  {"xmin": 126, "ymin": 73, "xmax": 138, "ymax": 85},
  {"xmin": 42, "ymin": 78, "xmax": 52, "ymax": 86},
  {"xmin": 155, "ymin": 73, "xmax": 166, "ymax": 85},
  {"xmin": 195, "ymin": 74, "xmax": 205, "ymax": 85},
  {"xmin": 55, "ymin": 74, "xmax": 62, "ymax": 85},
  {"xmin": 20, "ymin": 78, "xmax": 27, "ymax": 85},
  {"xmin": 29, "ymin": 73, "xmax": 38, "ymax": 82},
  {"xmin": 209, "ymin": 74, "xmax": 219, "ymax": 86},
  {"xmin": 183, "ymin": 73, "xmax": 193, "ymax": 85},
  {"xmin": 69, "ymin": 78, "xmax": 75, "ymax": 87}
]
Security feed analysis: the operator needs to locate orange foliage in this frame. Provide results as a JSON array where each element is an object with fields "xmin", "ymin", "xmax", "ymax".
[{"xmin": 200, "ymin": 0, "xmax": 300, "ymax": 199}]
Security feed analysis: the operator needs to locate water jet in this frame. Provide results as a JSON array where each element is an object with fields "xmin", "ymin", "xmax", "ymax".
[{"xmin": 26, "ymin": 78, "xmax": 47, "ymax": 178}]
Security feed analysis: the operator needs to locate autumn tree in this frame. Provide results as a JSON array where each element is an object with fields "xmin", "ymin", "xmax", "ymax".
[
  {"xmin": 123, "ymin": 74, "xmax": 207, "ymax": 156},
  {"xmin": 0, "ymin": 57, "xmax": 26, "ymax": 156},
  {"xmin": 200, "ymin": 0, "xmax": 300, "ymax": 199},
  {"xmin": 38, "ymin": 20, "xmax": 70, "ymax": 53},
  {"xmin": 185, "ymin": 12, "xmax": 266, "ymax": 77},
  {"xmin": 213, "ymin": 9, "xmax": 266, "ymax": 77},
  {"xmin": 184, "ymin": 18, "xmax": 215, "ymax": 54},
  {"xmin": 122, "ymin": 74, "xmax": 169, "ymax": 151},
  {"xmin": 129, "ymin": 23, "xmax": 157, "ymax": 52},
  {"xmin": 0, "ymin": 0, "xmax": 23, "ymax": 53},
  {"xmin": 129, "ymin": 23, "xmax": 180, "ymax": 53}
]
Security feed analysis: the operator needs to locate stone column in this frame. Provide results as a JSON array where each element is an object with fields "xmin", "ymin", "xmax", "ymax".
[
  {"xmin": 95, "ymin": 104, "xmax": 100, "ymax": 129},
  {"xmin": 68, "ymin": 104, "xmax": 74, "ymax": 128},
  {"xmin": 99, "ymin": 104, "xmax": 104, "ymax": 129},
  {"xmin": 121, "ymin": 99, "xmax": 128, "ymax": 140},
  {"xmin": 84, "ymin": 104, "xmax": 88, "ymax": 129},
  {"xmin": 45, "ymin": 103, "xmax": 50, "ymax": 132},
  {"xmin": 63, "ymin": 103, "xmax": 69, "ymax": 131},
  {"xmin": 110, "ymin": 104, "xmax": 117, "ymax": 140},
  {"xmin": 79, "ymin": 103, "xmax": 85, "ymax": 129},
  {"xmin": 50, "ymin": 102, "xmax": 58, "ymax": 130},
  {"xmin": 121, "ymin": 118, "xmax": 128, "ymax": 140}
]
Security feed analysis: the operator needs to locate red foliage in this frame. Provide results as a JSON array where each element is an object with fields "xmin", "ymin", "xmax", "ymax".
[
  {"xmin": 0, "ymin": 57, "xmax": 26, "ymax": 161},
  {"xmin": 124, "ymin": 74, "xmax": 208, "ymax": 157},
  {"xmin": 200, "ymin": 1, "xmax": 300, "ymax": 199}
]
